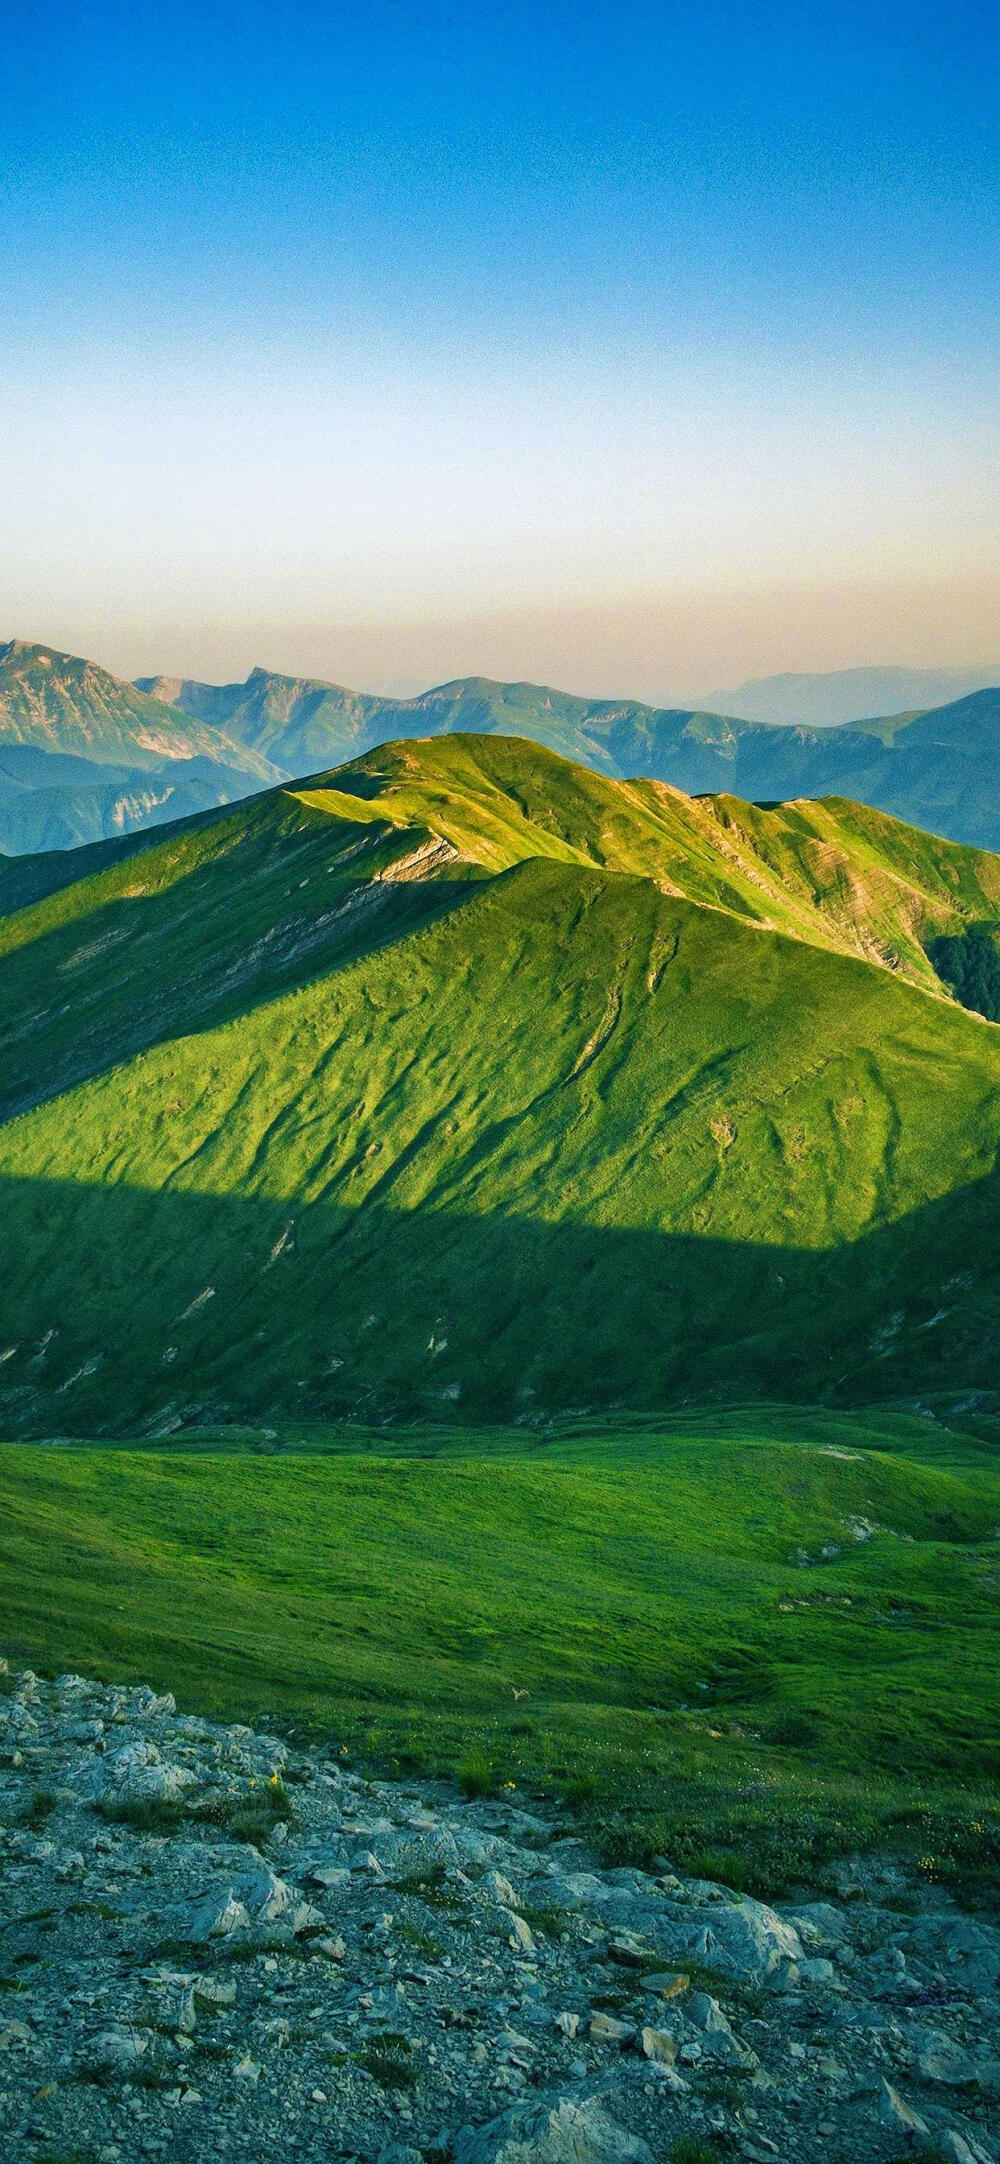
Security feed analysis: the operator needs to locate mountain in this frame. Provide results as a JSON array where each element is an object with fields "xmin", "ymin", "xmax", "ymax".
[
  {"xmin": 137, "ymin": 665, "xmax": 388, "ymax": 773},
  {"xmin": 0, "ymin": 641, "xmax": 280, "ymax": 852},
  {"xmin": 703, "ymin": 665, "xmax": 1000, "ymax": 727},
  {"xmin": 5, "ymin": 643, "xmax": 1000, "ymax": 861},
  {"xmin": 0, "ymin": 743, "xmax": 274, "ymax": 856},
  {"xmin": 143, "ymin": 663, "xmax": 1000, "ymax": 853},
  {"xmin": 0, "ymin": 640, "xmax": 277, "ymax": 777},
  {"xmin": 1, "ymin": 731, "xmax": 999, "ymax": 1439}
]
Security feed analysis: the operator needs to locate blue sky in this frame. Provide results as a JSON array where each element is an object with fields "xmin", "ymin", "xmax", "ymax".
[{"xmin": 1, "ymin": 1, "xmax": 998, "ymax": 694}]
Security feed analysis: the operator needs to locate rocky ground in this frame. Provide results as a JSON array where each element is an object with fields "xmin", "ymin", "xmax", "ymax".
[{"xmin": 0, "ymin": 1661, "xmax": 997, "ymax": 2164}]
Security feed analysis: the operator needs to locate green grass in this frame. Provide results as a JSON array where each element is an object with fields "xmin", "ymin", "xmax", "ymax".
[
  {"xmin": 2, "ymin": 738, "xmax": 1000, "ymax": 1435},
  {"xmin": 1, "ymin": 1408, "xmax": 996, "ymax": 1895}
]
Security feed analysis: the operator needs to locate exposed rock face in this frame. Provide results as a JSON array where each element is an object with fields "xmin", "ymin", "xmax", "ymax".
[{"xmin": 0, "ymin": 1660, "xmax": 997, "ymax": 2162}]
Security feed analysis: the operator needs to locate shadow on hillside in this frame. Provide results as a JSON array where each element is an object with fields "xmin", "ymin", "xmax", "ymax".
[
  {"xmin": 0, "ymin": 813, "xmax": 481, "ymax": 1120},
  {"xmin": 0, "ymin": 1166, "xmax": 997, "ymax": 1437}
]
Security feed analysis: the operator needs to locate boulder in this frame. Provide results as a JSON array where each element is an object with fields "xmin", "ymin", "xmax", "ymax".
[
  {"xmin": 680, "ymin": 1892, "xmax": 803, "ymax": 1985},
  {"xmin": 69, "ymin": 1738, "xmax": 197, "ymax": 1806},
  {"xmin": 452, "ymin": 2093, "xmax": 653, "ymax": 2164}
]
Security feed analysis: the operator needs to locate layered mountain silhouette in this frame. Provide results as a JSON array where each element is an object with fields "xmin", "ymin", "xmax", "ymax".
[
  {"xmin": 3, "ymin": 638, "xmax": 1000, "ymax": 856},
  {"xmin": 125, "ymin": 659, "xmax": 1000, "ymax": 854},
  {"xmin": 1, "ymin": 732, "xmax": 998, "ymax": 1436},
  {"xmin": 703, "ymin": 664, "xmax": 1000, "ymax": 728}
]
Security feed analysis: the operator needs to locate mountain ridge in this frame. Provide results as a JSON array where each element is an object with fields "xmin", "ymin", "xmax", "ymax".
[
  {"xmin": 144, "ymin": 658, "xmax": 1000, "ymax": 851},
  {"xmin": 1, "ymin": 730, "xmax": 999, "ymax": 1435}
]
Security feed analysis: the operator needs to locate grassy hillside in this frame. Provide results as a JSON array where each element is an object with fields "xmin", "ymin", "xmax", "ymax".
[
  {"xmin": 1, "ymin": 736, "xmax": 999, "ymax": 1435},
  {"xmin": 1, "ymin": 1409, "xmax": 996, "ymax": 1889}
]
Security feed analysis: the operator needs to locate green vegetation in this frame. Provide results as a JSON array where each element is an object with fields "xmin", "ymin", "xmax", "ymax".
[
  {"xmin": 156, "ymin": 661, "xmax": 1000, "ymax": 853},
  {"xmin": 6, "ymin": 639, "xmax": 1000, "ymax": 861},
  {"xmin": 927, "ymin": 920, "xmax": 1000, "ymax": 1021},
  {"xmin": 1, "ymin": 732, "xmax": 997, "ymax": 1892},
  {"xmin": 1, "ymin": 1409, "xmax": 996, "ymax": 1892},
  {"xmin": 1, "ymin": 734, "xmax": 1000, "ymax": 1434},
  {"xmin": 94, "ymin": 1771, "xmax": 294, "ymax": 1844}
]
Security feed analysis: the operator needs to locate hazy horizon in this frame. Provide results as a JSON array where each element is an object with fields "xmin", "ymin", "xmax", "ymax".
[
  {"xmin": 2, "ymin": 3, "xmax": 997, "ymax": 698},
  {"xmin": 9, "ymin": 573, "xmax": 1000, "ymax": 712}
]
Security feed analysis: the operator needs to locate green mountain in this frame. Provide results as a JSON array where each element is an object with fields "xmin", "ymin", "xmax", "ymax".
[
  {"xmin": 5, "ymin": 642, "xmax": 1000, "ymax": 858},
  {"xmin": 144, "ymin": 663, "xmax": 1000, "ymax": 850},
  {"xmin": 1, "ymin": 731, "xmax": 999, "ymax": 1439}
]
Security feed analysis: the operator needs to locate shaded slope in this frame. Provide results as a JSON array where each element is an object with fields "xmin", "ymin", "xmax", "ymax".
[
  {"xmin": 4, "ymin": 734, "xmax": 1000, "ymax": 1115},
  {"xmin": 1, "ymin": 806, "xmax": 1000, "ymax": 1429}
]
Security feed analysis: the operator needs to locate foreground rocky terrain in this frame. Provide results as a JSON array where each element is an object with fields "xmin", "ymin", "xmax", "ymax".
[{"xmin": 0, "ymin": 1662, "xmax": 996, "ymax": 2164}]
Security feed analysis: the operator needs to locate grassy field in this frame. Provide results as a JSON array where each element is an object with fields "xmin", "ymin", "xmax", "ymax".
[{"xmin": 2, "ymin": 1405, "xmax": 997, "ymax": 1897}]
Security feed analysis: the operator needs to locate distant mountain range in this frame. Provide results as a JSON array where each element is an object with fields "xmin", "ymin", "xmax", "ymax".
[
  {"xmin": 140, "ymin": 663, "xmax": 1000, "ymax": 855},
  {"xmin": 3, "ymin": 637, "xmax": 1000, "ymax": 855},
  {"xmin": 704, "ymin": 665, "xmax": 1000, "ymax": 728},
  {"xmin": 0, "ymin": 639, "xmax": 279, "ymax": 853}
]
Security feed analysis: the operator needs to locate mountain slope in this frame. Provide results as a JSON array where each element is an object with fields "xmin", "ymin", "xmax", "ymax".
[
  {"xmin": 0, "ymin": 733, "xmax": 999, "ymax": 1435},
  {"xmin": 0, "ymin": 641, "xmax": 281, "ymax": 852},
  {"xmin": 0, "ymin": 641, "xmax": 277, "ymax": 778},
  {"xmin": 137, "ymin": 665, "xmax": 387, "ymax": 772}
]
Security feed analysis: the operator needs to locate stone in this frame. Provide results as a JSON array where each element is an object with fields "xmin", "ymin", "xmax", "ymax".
[
  {"xmin": 638, "ymin": 2026, "xmax": 676, "ymax": 2065},
  {"xmin": 589, "ymin": 2013, "xmax": 635, "ymax": 2046},
  {"xmin": 82, "ymin": 2029, "xmax": 149, "ymax": 2074},
  {"xmin": 186, "ymin": 1889, "xmax": 252, "ymax": 1943},
  {"xmin": 911, "ymin": 2025, "xmax": 979, "ymax": 2087},
  {"xmin": 452, "ymin": 2093, "xmax": 653, "ymax": 2163},
  {"xmin": 71, "ymin": 1738, "xmax": 197, "ymax": 1805},
  {"xmin": 2, "ymin": 1657, "xmax": 995, "ymax": 2164},
  {"xmin": 685, "ymin": 1892, "xmax": 803, "ymax": 1985},
  {"xmin": 640, "ymin": 1971, "xmax": 689, "ymax": 1999},
  {"xmin": 879, "ymin": 2078, "xmax": 929, "ymax": 2138},
  {"xmin": 939, "ymin": 2133, "xmax": 994, "ymax": 2164},
  {"xmin": 608, "ymin": 1934, "xmax": 654, "ymax": 1969},
  {"xmin": 503, "ymin": 1908, "xmax": 535, "ymax": 1953}
]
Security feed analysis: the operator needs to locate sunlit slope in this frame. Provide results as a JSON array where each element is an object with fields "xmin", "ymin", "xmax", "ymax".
[
  {"xmin": 5, "ymin": 732, "xmax": 999, "ymax": 1067},
  {"xmin": 295, "ymin": 734, "xmax": 1000, "ymax": 989},
  {"xmin": 1, "ymin": 804, "xmax": 999, "ymax": 1429}
]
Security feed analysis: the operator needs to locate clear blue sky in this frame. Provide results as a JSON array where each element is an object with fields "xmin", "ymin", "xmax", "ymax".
[{"xmin": 1, "ymin": 0, "xmax": 998, "ymax": 694}]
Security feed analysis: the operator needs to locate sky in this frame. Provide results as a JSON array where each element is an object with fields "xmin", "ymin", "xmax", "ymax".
[{"xmin": 0, "ymin": 0, "xmax": 998, "ymax": 700}]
